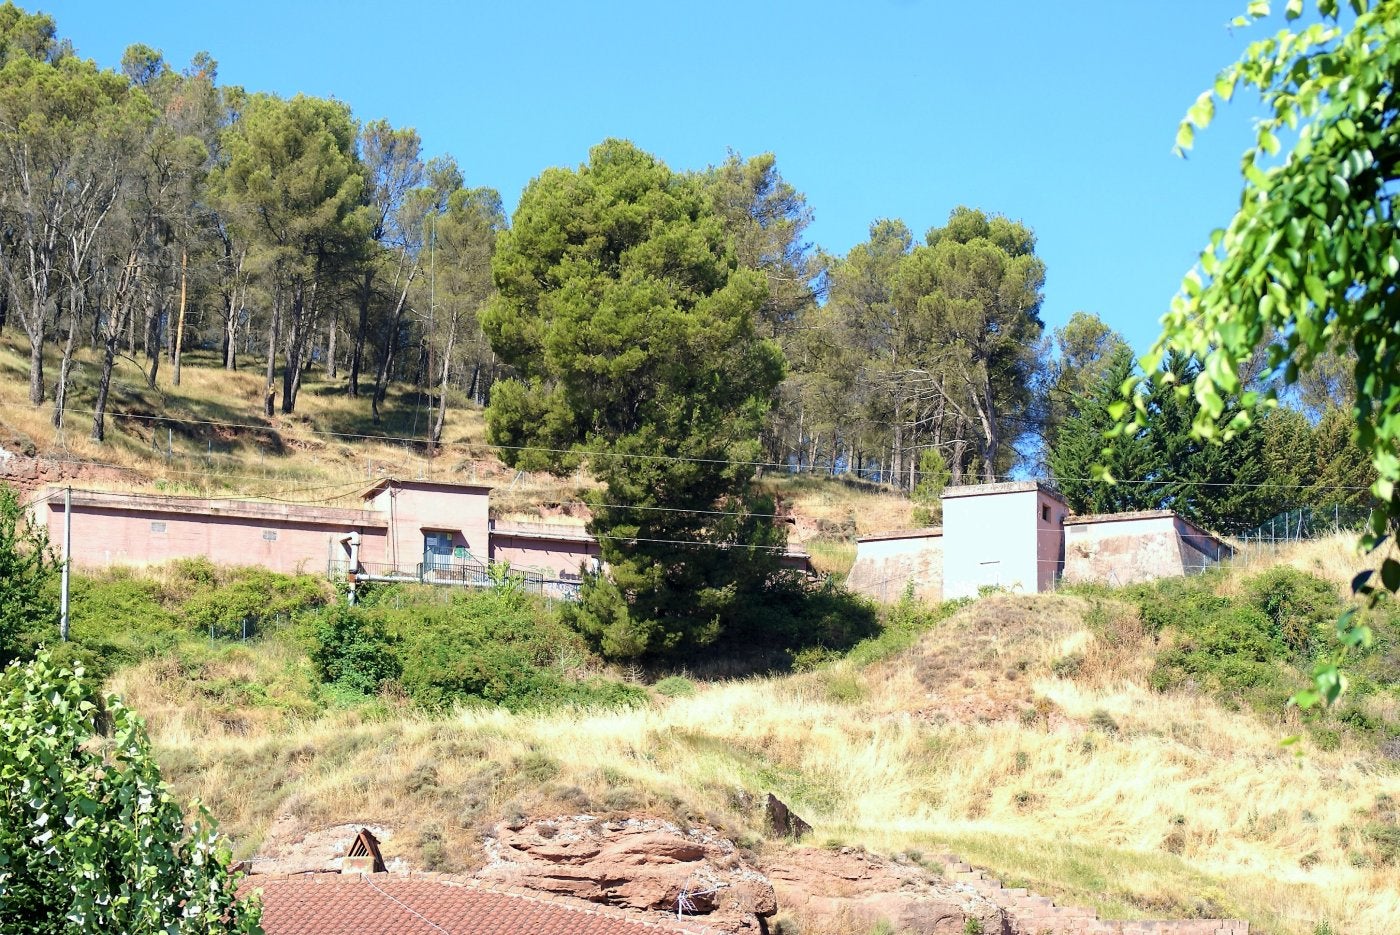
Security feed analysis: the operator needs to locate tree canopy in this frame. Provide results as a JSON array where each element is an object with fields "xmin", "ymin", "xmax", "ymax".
[
  {"xmin": 483, "ymin": 139, "xmax": 789, "ymax": 658},
  {"xmin": 1144, "ymin": 0, "xmax": 1399, "ymax": 706}
]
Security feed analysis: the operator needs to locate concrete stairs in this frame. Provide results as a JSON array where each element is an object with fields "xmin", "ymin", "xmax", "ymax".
[{"xmin": 931, "ymin": 854, "xmax": 1248, "ymax": 935}]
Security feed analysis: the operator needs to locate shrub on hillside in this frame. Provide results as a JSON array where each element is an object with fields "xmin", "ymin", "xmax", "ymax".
[
  {"xmin": 0, "ymin": 483, "xmax": 58, "ymax": 665},
  {"xmin": 67, "ymin": 572, "xmax": 182, "ymax": 667},
  {"xmin": 182, "ymin": 567, "xmax": 328, "ymax": 636},
  {"xmin": 397, "ymin": 588, "xmax": 641, "ymax": 711},
  {"xmin": 311, "ymin": 606, "xmax": 400, "ymax": 694},
  {"xmin": 1244, "ymin": 567, "xmax": 1340, "ymax": 659},
  {"xmin": 308, "ymin": 585, "xmax": 642, "ymax": 712}
]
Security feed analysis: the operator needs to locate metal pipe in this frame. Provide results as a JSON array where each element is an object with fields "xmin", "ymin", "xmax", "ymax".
[{"xmin": 60, "ymin": 486, "xmax": 71, "ymax": 641}]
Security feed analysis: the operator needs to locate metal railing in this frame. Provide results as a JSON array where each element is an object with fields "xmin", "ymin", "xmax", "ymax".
[{"xmin": 328, "ymin": 557, "xmax": 582, "ymax": 601}]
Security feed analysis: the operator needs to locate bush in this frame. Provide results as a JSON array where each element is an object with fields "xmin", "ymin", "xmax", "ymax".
[
  {"xmin": 1244, "ymin": 567, "xmax": 1339, "ymax": 659},
  {"xmin": 182, "ymin": 567, "xmax": 328, "ymax": 636},
  {"xmin": 390, "ymin": 587, "xmax": 641, "ymax": 712},
  {"xmin": 311, "ymin": 606, "xmax": 401, "ymax": 694},
  {"xmin": 654, "ymin": 675, "xmax": 696, "ymax": 697}
]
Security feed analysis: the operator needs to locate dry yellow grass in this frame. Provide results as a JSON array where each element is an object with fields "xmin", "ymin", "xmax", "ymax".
[{"xmin": 115, "ymin": 563, "xmax": 1400, "ymax": 935}]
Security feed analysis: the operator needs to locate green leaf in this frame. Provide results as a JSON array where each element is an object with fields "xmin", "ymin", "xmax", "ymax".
[
  {"xmin": 1382, "ymin": 558, "xmax": 1400, "ymax": 592},
  {"xmin": 1303, "ymin": 274, "xmax": 1327, "ymax": 308},
  {"xmin": 1175, "ymin": 122, "xmax": 1195, "ymax": 152},
  {"xmin": 1330, "ymin": 174, "xmax": 1349, "ymax": 197},
  {"xmin": 1285, "ymin": 0, "xmax": 1304, "ymax": 18},
  {"xmin": 1247, "ymin": 0, "xmax": 1271, "ymax": 16},
  {"xmin": 1188, "ymin": 91, "xmax": 1215, "ymax": 130}
]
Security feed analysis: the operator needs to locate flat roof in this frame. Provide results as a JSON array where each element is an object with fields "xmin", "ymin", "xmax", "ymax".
[
  {"xmin": 1063, "ymin": 509, "xmax": 1177, "ymax": 526},
  {"xmin": 856, "ymin": 527, "xmax": 943, "ymax": 543},
  {"xmin": 1064, "ymin": 508, "xmax": 1225, "ymax": 545},
  {"xmin": 940, "ymin": 480, "xmax": 1067, "ymax": 504},
  {"xmin": 362, "ymin": 477, "xmax": 494, "ymax": 498}
]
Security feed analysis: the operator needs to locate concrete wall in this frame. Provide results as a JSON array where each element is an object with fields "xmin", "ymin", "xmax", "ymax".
[
  {"xmin": 42, "ymin": 494, "xmax": 388, "ymax": 576},
  {"xmin": 845, "ymin": 531, "xmax": 943, "ymax": 603},
  {"xmin": 941, "ymin": 483, "xmax": 1042, "ymax": 599},
  {"xmin": 366, "ymin": 481, "xmax": 491, "ymax": 568},
  {"xmin": 1061, "ymin": 511, "xmax": 1225, "ymax": 586}
]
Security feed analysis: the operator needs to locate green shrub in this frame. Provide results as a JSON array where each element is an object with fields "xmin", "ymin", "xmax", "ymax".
[
  {"xmin": 654, "ymin": 675, "xmax": 696, "ymax": 697},
  {"xmin": 395, "ymin": 587, "xmax": 640, "ymax": 712},
  {"xmin": 182, "ymin": 567, "xmax": 328, "ymax": 636},
  {"xmin": 1243, "ymin": 567, "xmax": 1339, "ymax": 659},
  {"xmin": 311, "ymin": 606, "xmax": 401, "ymax": 694}
]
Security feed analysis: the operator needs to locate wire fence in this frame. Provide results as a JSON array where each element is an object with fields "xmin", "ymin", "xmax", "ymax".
[
  {"xmin": 208, "ymin": 611, "xmax": 290, "ymax": 642},
  {"xmin": 1233, "ymin": 504, "xmax": 1372, "ymax": 565}
]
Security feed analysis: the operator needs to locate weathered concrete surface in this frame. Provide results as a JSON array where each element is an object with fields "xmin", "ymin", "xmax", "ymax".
[
  {"xmin": 846, "ymin": 528, "xmax": 944, "ymax": 603},
  {"xmin": 1062, "ymin": 511, "xmax": 1227, "ymax": 587}
]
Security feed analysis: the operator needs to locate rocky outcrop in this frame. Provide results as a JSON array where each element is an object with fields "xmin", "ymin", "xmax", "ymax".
[
  {"xmin": 764, "ymin": 846, "xmax": 1008, "ymax": 935},
  {"xmin": 479, "ymin": 816, "xmax": 775, "ymax": 932}
]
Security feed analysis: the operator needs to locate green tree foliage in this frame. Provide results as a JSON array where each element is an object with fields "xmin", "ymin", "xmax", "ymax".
[
  {"xmin": 1042, "ymin": 311, "xmax": 1130, "ymax": 453},
  {"xmin": 1054, "ymin": 351, "xmax": 1280, "ymax": 531},
  {"xmin": 0, "ymin": 25, "xmax": 153, "ymax": 405},
  {"xmin": 812, "ymin": 208, "xmax": 1046, "ymax": 488},
  {"xmin": 310, "ymin": 605, "xmax": 400, "ymax": 694},
  {"xmin": 0, "ymin": 651, "xmax": 261, "ymax": 934},
  {"xmin": 181, "ymin": 568, "xmax": 327, "ymax": 636},
  {"xmin": 1051, "ymin": 350, "xmax": 1158, "ymax": 516},
  {"xmin": 308, "ymin": 587, "xmax": 644, "ymax": 711},
  {"xmin": 483, "ymin": 139, "xmax": 788, "ymax": 659},
  {"xmin": 910, "ymin": 448, "xmax": 951, "ymax": 526},
  {"xmin": 1149, "ymin": 0, "xmax": 1399, "ymax": 706},
  {"xmin": 0, "ymin": 485, "xmax": 56, "ymax": 665},
  {"xmin": 210, "ymin": 92, "xmax": 370, "ymax": 414}
]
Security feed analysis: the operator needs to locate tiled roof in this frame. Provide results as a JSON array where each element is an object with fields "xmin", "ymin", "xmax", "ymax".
[{"xmin": 244, "ymin": 872, "xmax": 708, "ymax": 935}]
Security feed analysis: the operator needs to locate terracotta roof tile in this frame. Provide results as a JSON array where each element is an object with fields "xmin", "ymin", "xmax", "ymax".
[{"xmin": 242, "ymin": 873, "xmax": 710, "ymax": 935}]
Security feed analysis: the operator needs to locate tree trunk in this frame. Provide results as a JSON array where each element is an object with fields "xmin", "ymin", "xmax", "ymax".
[
  {"xmin": 91, "ymin": 332, "xmax": 118, "ymax": 442},
  {"xmin": 264, "ymin": 294, "xmax": 280, "ymax": 418},
  {"xmin": 350, "ymin": 268, "xmax": 373, "ymax": 397},
  {"xmin": 172, "ymin": 248, "xmax": 187, "ymax": 386},
  {"xmin": 144, "ymin": 288, "xmax": 162, "ymax": 388},
  {"xmin": 26, "ymin": 330, "xmax": 45, "ymax": 405},
  {"xmin": 431, "ymin": 311, "xmax": 459, "ymax": 446},
  {"xmin": 327, "ymin": 313, "xmax": 338, "ymax": 379},
  {"xmin": 372, "ymin": 264, "xmax": 419, "ymax": 423},
  {"xmin": 891, "ymin": 419, "xmax": 904, "ymax": 490},
  {"xmin": 52, "ymin": 302, "xmax": 79, "ymax": 428}
]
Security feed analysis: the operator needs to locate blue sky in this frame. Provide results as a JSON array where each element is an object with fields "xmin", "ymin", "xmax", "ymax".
[{"xmin": 46, "ymin": 1, "xmax": 1268, "ymax": 353}]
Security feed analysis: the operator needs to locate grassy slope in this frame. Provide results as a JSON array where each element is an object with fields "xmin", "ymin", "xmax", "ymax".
[
  {"xmin": 0, "ymin": 336, "xmax": 883, "ymax": 564},
  {"xmin": 0, "ymin": 335, "xmax": 594, "ymax": 508},
  {"xmin": 102, "ymin": 535, "xmax": 1399, "ymax": 935},
  {"xmin": 11, "ymin": 336, "xmax": 1398, "ymax": 931}
]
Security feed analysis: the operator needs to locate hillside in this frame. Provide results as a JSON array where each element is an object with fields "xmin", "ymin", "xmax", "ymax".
[
  {"xmin": 0, "ymin": 335, "xmax": 904, "ymax": 569},
  {"xmin": 29, "ymin": 535, "xmax": 1385, "ymax": 935}
]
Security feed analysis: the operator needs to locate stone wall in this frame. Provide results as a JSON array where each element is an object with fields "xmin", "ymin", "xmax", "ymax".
[{"xmin": 0, "ymin": 453, "xmax": 143, "ymax": 498}]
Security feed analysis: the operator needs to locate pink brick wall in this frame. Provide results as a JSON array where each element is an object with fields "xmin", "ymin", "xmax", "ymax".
[
  {"xmin": 490, "ymin": 534, "xmax": 599, "ymax": 579},
  {"xmin": 45, "ymin": 503, "xmax": 387, "ymax": 576}
]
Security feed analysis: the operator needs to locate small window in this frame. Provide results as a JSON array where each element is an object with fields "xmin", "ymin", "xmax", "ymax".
[
  {"xmin": 262, "ymin": 530, "xmax": 278, "ymax": 541},
  {"xmin": 1041, "ymin": 504, "xmax": 1050, "ymax": 522},
  {"xmin": 150, "ymin": 521, "xmax": 167, "ymax": 533}
]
